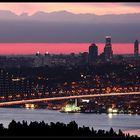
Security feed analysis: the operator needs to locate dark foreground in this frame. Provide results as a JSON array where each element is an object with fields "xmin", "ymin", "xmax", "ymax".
[{"xmin": 0, "ymin": 120, "xmax": 138, "ymax": 139}]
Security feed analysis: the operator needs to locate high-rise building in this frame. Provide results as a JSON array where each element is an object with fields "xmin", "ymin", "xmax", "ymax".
[
  {"xmin": 43, "ymin": 52, "xmax": 51, "ymax": 66},
  {"xmin": 104, "ymin": 36, "xmax": 113, "ymax": 61},
  {"xmin": 80, "ymin": 52, "xmax": 88, "ymax": 65},
  {"xmin": 35, "ymin": 51, "xmax": 44, "ymax": 67},
  {"xmin": 88, "ymin": 43, "xmax": 98, "ymax": 64},
  {"xmin": 134, "ymin": 40, "xmax": 139, "ymax": 58}
]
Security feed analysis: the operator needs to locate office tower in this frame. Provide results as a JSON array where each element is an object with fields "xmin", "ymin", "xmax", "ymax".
[
  {"xmin": 44, "ymin": 52, "xmax": 51, "ymax": 66},
  {"xmin": 35, "ymin": 51, "xmax": 43, "ymax": 67},
  {"xmin": 104, "ymin": 36, "xmax": 113, "ymax": 61},
  {"xmin": 134, "ymin": 40, "xmax": 139, "ymax": 58},
  {"xmin": 36, "ymin": 51, "xmax": 40, "ymax": 56},
  {"xmin": 88, "ymin": 43, "xmax": 98, "ymax": 64},
  {"xmin": 80, "ymin": 52, "xmax": 88, "ymax": 65}
]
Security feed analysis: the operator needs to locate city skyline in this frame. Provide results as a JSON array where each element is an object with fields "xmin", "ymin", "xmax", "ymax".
[
  {"xmin": 0, "ymin": 39, "xmax": 138, "ymax": 55},
  {"xmin": 0, "ymin": 43, "xmax": 138, "ymax": 55},
  {"xmin": 0, "ymin": 3, "xmax": 139, "ymax": 138},
  {"xmin": 0, "ymin": 43, "xmax": 137, "ymax": 55}
]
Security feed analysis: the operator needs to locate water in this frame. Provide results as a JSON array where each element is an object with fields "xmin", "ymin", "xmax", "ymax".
[{"xmin": 0, "ymin": 108, "xmax": 139, "ymax": 136}]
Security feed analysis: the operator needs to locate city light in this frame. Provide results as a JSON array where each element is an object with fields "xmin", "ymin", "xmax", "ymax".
[
  {"xmin": 112, "ymin": 109, "xmax": 118, "ymax": 113},
  {"xmin": 108, "ymin": 108, "xmax": 113, "ymax": 113},
  {"xmin": 25, "ymin": 104, "xmax": 35, "ymax": 109},
  {"xmin": 25, "ymin": 104, "xmax": 30, "ymax": 108},
  {"xmin": 82, "ymin": 99, "xmax": 89, "ymax": 103},
  {"xmin": 8, "ymin": 96, "xmax": 12, "ymax": 98},
  {"xmin": 12, "ymin": 78, "xmax": 20, "ymax": 81},
  {"xmin": 0, "ymin": 2, "xmax": 139, "ymax": 137},
  {"xmin": 106, "ymin": 36, "xmax": 111, "ymax": 38},
  {"xmin": 30, "ymin": 104, "xmax": 35, "ymax": 109},
  {"xmin": 108, "ymin": 108, "xmax": 118, "ymax": 113}
]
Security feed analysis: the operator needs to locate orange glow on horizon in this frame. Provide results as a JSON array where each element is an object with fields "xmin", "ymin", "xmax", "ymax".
[
  {"xmin": 0, "ymin": 43, "xmax": 135, "ymax": 55},
  {"xmin": 0, "ymin": 3, "xmax": 139, "ymax": 16}
]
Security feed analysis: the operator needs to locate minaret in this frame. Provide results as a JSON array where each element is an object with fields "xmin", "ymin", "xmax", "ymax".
[{"xmin": 75, "ymin": 99, "xmax": 78, "ymax": 107}]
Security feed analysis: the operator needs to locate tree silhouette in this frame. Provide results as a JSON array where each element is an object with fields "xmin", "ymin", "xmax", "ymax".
[{"xmin": 0, "ymin": 120, "xmax": 137, "ymax": 138}]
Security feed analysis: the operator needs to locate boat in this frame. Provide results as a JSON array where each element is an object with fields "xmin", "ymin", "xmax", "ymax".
[{"xmin": 60, "ymin": 103, "xmax": 81, "ymax": 113}]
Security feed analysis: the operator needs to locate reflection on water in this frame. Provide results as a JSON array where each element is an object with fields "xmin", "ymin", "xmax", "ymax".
[
  {"xmin": 108, "ymin": 113, "xmax": 113, "ymax": 118},
  {"xmin": 108, "ymin": 113, "xmax": 118, "ymax": 119},
  {"xmin": 0, "ymin": 108, "xmax": 139, "ymax": 136}
]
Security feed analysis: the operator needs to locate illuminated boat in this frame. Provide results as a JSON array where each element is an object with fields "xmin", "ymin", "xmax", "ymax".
[{"xmin": 60, "ymin": 104, "xmax": 81, "ymax": 113}]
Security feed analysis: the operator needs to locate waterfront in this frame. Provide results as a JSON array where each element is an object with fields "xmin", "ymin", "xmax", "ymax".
[{"xmin": 0, "ymin": 108, "xmax": 139, "ymax": 136}]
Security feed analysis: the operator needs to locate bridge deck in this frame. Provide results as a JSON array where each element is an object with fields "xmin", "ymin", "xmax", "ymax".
[{"xmin": 0, "ymin": 92, "xmax": 140, "ymax": 107}]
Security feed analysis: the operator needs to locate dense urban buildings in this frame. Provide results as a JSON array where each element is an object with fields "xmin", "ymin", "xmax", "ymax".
[{"xmin": 0, "ymin": 36, "xmax": 139, "ymax": 114}]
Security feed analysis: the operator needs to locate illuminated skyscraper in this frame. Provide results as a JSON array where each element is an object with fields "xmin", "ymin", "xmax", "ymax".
[
  {"xmin": 88, "ymin": 43, "xmax": 98, "ymax": 64},
  {"xmin": 134, "ymin": 40, "xmax": 139, "ymax": 58},
  {"xmin": 104, "ymin": 36, "xmax": 113, "ymax": 61}
]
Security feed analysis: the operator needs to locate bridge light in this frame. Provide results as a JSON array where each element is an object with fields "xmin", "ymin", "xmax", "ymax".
[{"xmin": 8, "ymin": 95, "xmax": 12, "ymax": 98}]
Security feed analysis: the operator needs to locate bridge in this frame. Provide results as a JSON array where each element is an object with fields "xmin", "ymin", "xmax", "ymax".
[{"xmin": 0, "ymin": 92, "xmax": 140, "ymax": 107}]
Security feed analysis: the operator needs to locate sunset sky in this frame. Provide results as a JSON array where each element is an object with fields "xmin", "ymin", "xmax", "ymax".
[
  {"xmin": 0, "ymin": 3, "xmax": 139, "ymax": 54},
  {"xmin": 0, "ymin": 3, "xmax": 139, "ymax": 15},
  {"xmin": 0, "ymin": 43, "xmax": 134, "ymax": 55}
]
